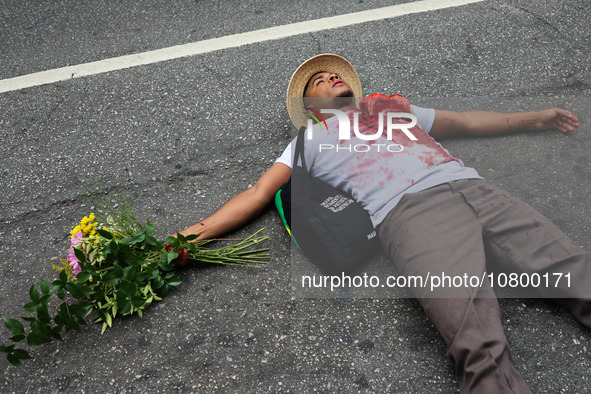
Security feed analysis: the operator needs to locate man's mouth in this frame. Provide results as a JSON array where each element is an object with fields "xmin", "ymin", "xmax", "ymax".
[{"xmin": 333, "ymin": 81, "xmax": 344, "ymax": 87}]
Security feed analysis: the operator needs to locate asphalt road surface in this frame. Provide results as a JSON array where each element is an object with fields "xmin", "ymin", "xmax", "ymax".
[{"xmin": 1, "ymin": 0, "xmax": 590, "ymax": 392}]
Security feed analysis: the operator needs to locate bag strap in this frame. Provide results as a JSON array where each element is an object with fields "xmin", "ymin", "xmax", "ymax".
[{"xmin": 293, "ymin": 126, "xmax": 308, "ymax": 172}]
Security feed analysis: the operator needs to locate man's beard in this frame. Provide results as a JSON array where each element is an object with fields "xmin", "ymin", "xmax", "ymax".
[
  {"xmin": 337, "ymin": 88, "xmax": 354, "ymax": 98},
  {"xmin": 333, "ymin": 88, "xmax": 355, "ymax": 108}
]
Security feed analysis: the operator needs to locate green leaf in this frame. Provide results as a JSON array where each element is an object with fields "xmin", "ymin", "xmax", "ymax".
[
  {"xmin": 167, "ymin": 277, "xmax": 182, "ymax": 287},
  {"xmin": 2, "ymin": 345, "xmax": 31, "ymax": 366},
  {"xmin": 65, "ymin": 283, "xmax": 85, "ymax": 298},
  {"xmin": 166, "ymin": 236, "xmax": 180, "ymax": 248},
  {"xmin": 23, "ymin": 302, "xmax": 38, "ymax": 313},
  {"xmin": 123, "ymin": 266, "xmax": 138, "ymax": 281},
  {"xmin": 120, "ymin": 301, "xmax": 132, "ymax": 316},
  {"xmin": 161, "ymin": 284, "xmax": 169, "ymax": 297},
  {"xmin": 117, "ymin": 243, "xmax": 132, "ymax": 256},
  {"xmin": 102, "ymin": 276, "xmax": 119, "ymax": 286},
  {"xmin": 59, "ymin": 270, "xmax": 67, "ymax": 284},
  {"xmin": 54, "ymin": 310, "xmax": 67, "ymax": 327},
  {"xmin": 124, "ymin": 254, "xmax": 145, "ymax": 266},
  {"xmin": 76, "ymin": 272, "xmax": 91, "ymax": 284},
  {"xmin": 144, "ymin": 235, "xmax": 160, "ymax": 247},
  {"xmin": 135, "ymin": 273, "xmax": 149, "ymax": 283},
  {"xmin": 119, "ymin": 281, "xmax": 138, "ymax": 297},
  {"xmin": 159, "ymin": 259, "xmax": 174, "ymax": 272},
  {"xmin": 77, "ymin": 285, "xmax": 95, "ymax": 297},
  {"xmin": 120, "ymin": 232, "xmax": 145, "ymax": 246},
  {"xmin": 9, "ymin": 334, "xmax": 25, "ymax": 342},
  {"xmin": 97, "ymin": 228, "xmax": 113, "ymax": 239},
  {"xmin": 159, "ymin": 252, "xmax": 169, "ymax": 264},
  {"xmin": 30, "ymin": 320, "xmax": 52, "ymax": 342},
  {"xmin": 104, "ymin": 240, "xmax": 119, "ymax": 256},
  {"xmin": 3, "ymin": 317, "xmax": 25, "ymax": 336},
  {"xmin": 105, "ymin": 312, "xmax": 113, "ymax": 328},
  {"xmin": 7, "ymin": 353, "xmax": 22, "ymax": 366},
  {"xmin": 94, "ymin": 309, "xmax": 106, "ymax": 322},
  {"xmin": 39, "ymin": 294, "xmax": 53, "ymax": 306},
  {"xmin": 50, "ymin": 326, "xmax": 63, "ymax": 341},
  {"xmin": 184, "ymin": 234, "xmax": 199, "ymax": 242},
  {"xmin": 65, "ymin": 317, "xmax": 82, "ymax": 332},
  {"xmin": 13, "ymin": 348, "xmax": 32, "ymax": 361},
  {"xmin": 0, "ymin": 344, "xmax": 15, "ymax": 353},
  {"xmin": 153, "ymin": 275, "xmax": 165, "ymax": 289},
  {"xmin": 40, "ymin": 278, "xmax": 50, "ymax": 295},
  {"xmin": 148, "ymin": 270, "xmax": 159, "ymax": 280},
  {"xmin": 113, "ymin": 264, "xmax": 124, "ymax": 279},
  {"xmin": 82, "ymin": 263, "xmax": 98, "ymax": 275},
  {"xmin": 73, "ymin": 247, "xmax": 86, "ymax": 263},
  {"xmin": 131, "ymin": 297, "xmax": 146, "ymax": 308},
  {"xmin": 50, "ymin": 279, "xmax": 64, "ymax": 292},
  {"xmin": 72, "ymin": 302, "xmax": 93, "ymax": 316},
  {"xmin": 187, "ymin": 243, "xmax": 197, "ymax": 253},
  {"xmin": 36, "ymin": 303, "xmax": 51, "ymax": 324},
  {"xmin": 167, "ymin": 250, "xmax": 178, "ymax": 264},
  {"xmin": 26, "ymin": 333, "xmax": 38, "ymax": 348},
  {"xmin": 144, "ymin": 224, "xmax": 155, "ymax": 235},
  {"xmin": 29, "ymin": 285, "xmax": 40, "ymax": 303}
]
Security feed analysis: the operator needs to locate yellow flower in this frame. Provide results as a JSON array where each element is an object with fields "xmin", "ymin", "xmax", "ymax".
[
  {"xmin": 51, "ymin": 258, "xmax": 75, "ymax": 281},
  {"xmin": 70, "ymin": 225, "xmax": 83, "ymax": 238}
]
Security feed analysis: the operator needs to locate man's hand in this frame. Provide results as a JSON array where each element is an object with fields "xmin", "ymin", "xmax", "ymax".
[
  {"xmin": 165, "ymin": 242, "xmax": 189, "ymax": 267},
  {"xmin": 534, "ymin": 108, "xmax": 579, "ymax": 133}
]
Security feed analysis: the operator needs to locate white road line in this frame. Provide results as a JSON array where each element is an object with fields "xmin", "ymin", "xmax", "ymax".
[{"xmin": 0, "ymin": 0, "xmax": 484, "ymax": 93}]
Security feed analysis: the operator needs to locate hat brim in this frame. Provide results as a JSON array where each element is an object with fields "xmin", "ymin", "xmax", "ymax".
[{"xmin": 286, "ymin": 54, "xmax": 362, "ymax": 130}]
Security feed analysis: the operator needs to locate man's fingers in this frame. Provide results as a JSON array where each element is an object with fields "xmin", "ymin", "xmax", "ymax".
[
  {"xmin": 555, "ymin": 121, "xmax": 572, "ymax": 133},
  {"xmin": 551, "ymin": 110, "xmax": 579, "ymax": 133},
  {"xmin": 179, "ymin": 250, "xmax": 189, "ymax": 266},
  {"xmin": 558, "ymin": 125, "xmax": 570, "ymax": 134},
  {"xmin": 561, "ymin": 111, "xmax": 579, "ymax": 126}
]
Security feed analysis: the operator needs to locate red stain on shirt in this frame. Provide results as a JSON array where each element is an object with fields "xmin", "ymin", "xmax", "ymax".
[
  {"xmin": 330, "ymin": 95, "xmax": 463, "ymax": 195},
  {"xmin": 354, "ymin": 95, "xmax": 459, "ymax": 166}
]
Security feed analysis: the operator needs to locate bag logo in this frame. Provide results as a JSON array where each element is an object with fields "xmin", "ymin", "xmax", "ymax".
[{"xmin": 321, "ymin": 195, "xmax": 354, "ymax": 213}]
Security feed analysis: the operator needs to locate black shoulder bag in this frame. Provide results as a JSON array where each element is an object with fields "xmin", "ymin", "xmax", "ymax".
[{"xmin": 274, "ymin": 127, "xmax": 379, "ymax": 274}]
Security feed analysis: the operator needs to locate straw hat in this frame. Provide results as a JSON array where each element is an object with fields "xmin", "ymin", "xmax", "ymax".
[{"xmin": 286, "ymin": 54, "xmax": 362, "ymax": 129}]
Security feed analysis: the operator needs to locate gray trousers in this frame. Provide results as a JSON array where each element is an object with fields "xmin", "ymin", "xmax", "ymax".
[{"xmin": 377, "ymin": 179, "xmax": 591, "ymax": 394}]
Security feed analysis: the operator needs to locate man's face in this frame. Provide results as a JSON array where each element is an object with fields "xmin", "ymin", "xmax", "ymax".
[{"xmin": 303, "ymin": 72, "xmax": 355, "ymax": 111}]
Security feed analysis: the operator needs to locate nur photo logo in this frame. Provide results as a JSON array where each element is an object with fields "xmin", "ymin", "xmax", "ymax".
[{"xmin": 304, "ymin": 108, "xmax": 419, "ymax": 153}]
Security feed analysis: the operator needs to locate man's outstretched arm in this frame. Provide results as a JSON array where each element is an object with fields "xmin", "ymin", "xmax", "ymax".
[
  {"xmin": 429, "ymin": 108, "xmax": 580, "ymax": 139},
  {"xmin": 177, "ymin": 163, "xmax": 291, "ymax": 240}
]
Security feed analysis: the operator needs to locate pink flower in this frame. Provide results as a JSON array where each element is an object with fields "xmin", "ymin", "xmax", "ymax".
[{"xmin": 67, "ymin": 231, "xmax": 84, "ymax": 276}]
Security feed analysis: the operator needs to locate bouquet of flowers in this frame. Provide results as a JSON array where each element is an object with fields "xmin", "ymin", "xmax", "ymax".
[{"xmin": 0, "ymin": 187, "xmax": 269, "ymax": 366}]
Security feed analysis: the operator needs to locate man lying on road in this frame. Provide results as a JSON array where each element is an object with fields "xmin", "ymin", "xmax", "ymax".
[{"xmin": 176, "ymin": 54, "xmax": 588, "ymax": 393}]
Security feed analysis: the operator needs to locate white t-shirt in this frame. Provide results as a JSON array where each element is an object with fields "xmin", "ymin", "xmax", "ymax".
[{"xmin": 276, "ymin": 102, "xmax": 481, "ymax": 227}]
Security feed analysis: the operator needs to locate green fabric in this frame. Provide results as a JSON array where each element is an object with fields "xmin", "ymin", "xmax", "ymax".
[{"xmin": 274, "ymin": 188, "xmax": 302, "ymax": 250}]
